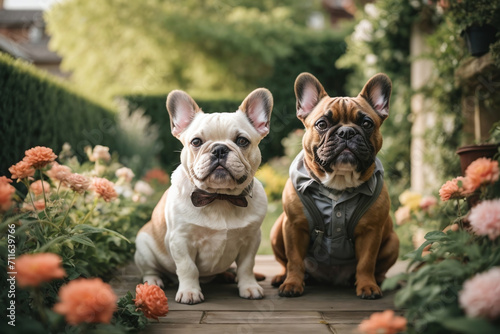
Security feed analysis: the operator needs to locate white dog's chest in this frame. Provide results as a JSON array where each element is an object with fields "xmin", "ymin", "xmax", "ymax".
[{"xmin": 168, "ymin": 223, "xmax": 259, "ymax": 276}]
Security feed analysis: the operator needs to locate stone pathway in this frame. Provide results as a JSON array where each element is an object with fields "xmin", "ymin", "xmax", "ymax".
[{"xmin": 111, "ymin": 256, "xmax": 406, "ymax": 334}]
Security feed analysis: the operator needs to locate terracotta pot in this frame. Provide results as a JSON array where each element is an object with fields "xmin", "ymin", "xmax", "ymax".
[
  {"xmin": 456, "ymin": 144, "xmax": 499, "ymax": 175},
  {"xmin": 462, "ymin": 25, "xmax": 497, "ymax": 57}
]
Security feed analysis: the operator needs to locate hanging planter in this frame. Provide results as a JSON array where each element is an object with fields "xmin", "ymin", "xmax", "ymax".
[
  {"xmin": 445, "ymin": 0, "xmax": 500, "ymax": 57},
  {"xmin": 462, "ymin": 25, "xmax": 497, "ymax": 57}
]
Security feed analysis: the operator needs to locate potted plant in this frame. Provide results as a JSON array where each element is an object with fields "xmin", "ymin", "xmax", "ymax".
[
  {"xmin": 456, "ymin": 120, "xmax": 499, "ymax": 176},
  {"xmin": 446, "ymin": 0, "xmax": 500, "ymax": 57}
]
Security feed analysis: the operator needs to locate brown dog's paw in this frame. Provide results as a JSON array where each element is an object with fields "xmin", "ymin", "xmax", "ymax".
[
  {"xmin": 255, "ymin": 272, "xmax": 266, "ymax": 282},
  {"xmin": 278, "ymin": 280, "xmax": 304, "ymax": 297},
  {"xmin": 271, "ymin": 274, "xmax": 286, "ymax": 287},
  {"xmin": 356, "ymin": 283, "xmax": 383, "ymax": 300}
]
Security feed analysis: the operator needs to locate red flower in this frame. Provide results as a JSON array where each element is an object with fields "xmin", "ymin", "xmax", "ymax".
[
  {"xmin": 134, "ymin": 282, "xmax": 169, "ymax": 320},
  {"xmin": 143, "ymin": 168, "xmax": 170, "ymax": 185}
]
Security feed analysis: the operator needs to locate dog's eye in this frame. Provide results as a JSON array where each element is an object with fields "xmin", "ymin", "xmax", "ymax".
[
  {"xmin": 362, "ymin": 120, "xmax": 373, "ymax": 129},
  {"xmin": 315, "ymin": 120, "xmax": 328, "ymax": 131},
  {"xmin": 191, "ymin": 138, "xmax": 203, "ymax": 147},
  {"xmin": 235, "ymin": 136, "xmax": 250, "ymax": 147}
]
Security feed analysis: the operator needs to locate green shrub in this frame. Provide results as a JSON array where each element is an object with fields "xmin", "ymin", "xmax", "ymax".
[{"xmin": 0, "ymin": 53, "xmax": 119, "ymax": 177}]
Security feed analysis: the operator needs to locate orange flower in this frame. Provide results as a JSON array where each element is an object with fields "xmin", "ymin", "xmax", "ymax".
[
  {"xmin": 53, "ymin": 278, "xmax": 117, "ymax": 325},
  {"xmin": 464, "ymin": 158, "xmax": 499, "ymax": 192},
  {"xmin": 46, "ymin": 162, "xmax": 72, "ymax": 183},
  {"xmin": 134, "ymin": 282, "xmax": 169, "ymax": 320},
  {"xmin": 24, "ymin": 146, "xmax": 57, "ymax": 169},
  {"xmin": 15, "ymin": 253, "xmax": 66, "ymax": 287},
  {"xmin": 66, "ymin": 173, "xmax": 91, "ymax": 194},
  {"xmin": 30, "ymin": 180, "xmax": 51, "ymax": 196},
  {"xmin": 0, "ymin": 178, "xmax": 16, "ymax": 211},
  {"xmin": 358, "ymin": 310, "xmax": 407, "ymax": 334},
  {"xmin": 9, "ymin": 160, "xmax": 35, "ymax": 180},
  {"xmin": 143, "ymin": 168, "xmax": 170, "ymax": 185},
  {"xmin": 92, "ymin": 178, "xmax": 117, "ymax": 202},
  {"xmin": 439, "ymin": 176, "xmax": 470, "ymax": 201},
  {"xmin": 22, "ymin": 199, "xmax": 46, "ymax": 211}
]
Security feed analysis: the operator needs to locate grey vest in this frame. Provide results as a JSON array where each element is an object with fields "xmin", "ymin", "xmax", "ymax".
[{"xmin": 290, "ymin": 150, "xmax": 384, "ymax": 266}]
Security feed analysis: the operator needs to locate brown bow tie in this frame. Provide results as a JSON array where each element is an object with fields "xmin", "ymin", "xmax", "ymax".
[{"xmin": 191, "ymin": 189, "xmax": 248, "ymax": 207}]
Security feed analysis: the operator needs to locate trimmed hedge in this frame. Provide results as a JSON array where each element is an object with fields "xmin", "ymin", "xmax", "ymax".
[
  {"xmin": 123, "ymin": 31, "xmax": 351, "ymax": 168},
  {"xmin": 0, "ymin": 53, "xmax": 118, "ymax": 176}
]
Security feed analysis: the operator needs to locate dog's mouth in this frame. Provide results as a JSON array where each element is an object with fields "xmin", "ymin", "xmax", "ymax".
[
  {"xmin": 194, "ymin": 161, "xmax": 248, "ymax": 185},
  {"xmin": 315, "ymin": 137, "xmax": 373, "ymax": 173}
]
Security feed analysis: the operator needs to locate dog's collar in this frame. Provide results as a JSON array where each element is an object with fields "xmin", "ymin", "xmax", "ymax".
[
  {"xmin": 290, "ymin": 150, "xmax": 384, "ymax": 198},
  {"xmin": 190, "ymin": 181, "xmax": 253, "ymax": 208}
]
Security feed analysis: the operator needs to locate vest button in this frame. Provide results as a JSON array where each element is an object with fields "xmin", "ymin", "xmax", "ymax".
[{"xmin": 336, "ymin": 211, "xmax": 342, "ymax": 218}]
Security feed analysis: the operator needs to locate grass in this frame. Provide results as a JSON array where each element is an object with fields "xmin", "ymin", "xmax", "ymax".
[{"xmin": 258, "ymin": 200, "xmax": 283, "ymax": 255}]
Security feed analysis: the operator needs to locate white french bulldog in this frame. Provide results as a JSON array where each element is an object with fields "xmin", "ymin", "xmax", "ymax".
[{"xmin": 134, "ymin": 88, "xmax": 273, "ymax": 304}]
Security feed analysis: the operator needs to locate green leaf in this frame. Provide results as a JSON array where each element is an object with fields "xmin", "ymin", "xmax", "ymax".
[
  {"xmin": 73, "ymin": 225, "xmax": 130, "ymax": 243},
  {"xmin": 69, "ymin": 235, "xmax": 96, "ymax": 248},
  {"xmin": 440, "ymin": 317, "xmax": 500, "ymax": 334}
]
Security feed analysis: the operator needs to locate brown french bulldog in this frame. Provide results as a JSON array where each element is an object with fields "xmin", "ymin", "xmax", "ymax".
[{"xmin": 270, "ymin": 72, "xmax": 399, "ymax": 299}]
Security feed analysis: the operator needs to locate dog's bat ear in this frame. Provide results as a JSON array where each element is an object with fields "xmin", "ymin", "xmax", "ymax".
[
  {"xmin": 295, "ymin": 72, "xmax": 328, "ymax": 121},
  {"xmin": 359, "ymin": 73, "xmax": 392, "ymax": 120},
  {"xmin": 166, "ymin": 90, "xmax": 202, "ymax": 138},
  {"xmin": 239, "ymin": 88, "xmax": 273, "ymax": 137}
]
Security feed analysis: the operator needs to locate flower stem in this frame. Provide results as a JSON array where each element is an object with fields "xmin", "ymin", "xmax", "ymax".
[
  {"xmin": 23, "ymin": 179, "xmax": 38, "ymax": 212},
  {"xmin": 61, "ymin": 192, "xmax": 78, "ymax": 228},
  {"xmin": 39, "ymin": 169, "xmax": 51, "ymax": 221},
  {"xmin": 80, "ymin": 197, "xmax": 98, "ymax": 225}
]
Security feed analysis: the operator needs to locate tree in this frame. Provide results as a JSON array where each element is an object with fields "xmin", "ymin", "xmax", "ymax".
[{"xmin": 45, "ymin": 0, "xmax": 323, "ymax": 100}]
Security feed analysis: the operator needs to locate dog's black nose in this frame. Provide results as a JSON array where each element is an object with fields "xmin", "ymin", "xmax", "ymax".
[
  {"xmin": 337, "ymin": 127, "xmax": 356, "ymax": 140},
  {"xmin": 211, "ymin": 144, "xmax": 229, "ymax": 159}
]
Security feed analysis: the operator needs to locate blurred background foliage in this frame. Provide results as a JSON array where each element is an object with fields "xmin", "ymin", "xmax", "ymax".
[
  {"xmin": 3, "ymin": 0, "xmax": 497, "ymax": 255},
  {"xmin": 45, "ymin": 0, "xmax": 342, "ymax": 101}
]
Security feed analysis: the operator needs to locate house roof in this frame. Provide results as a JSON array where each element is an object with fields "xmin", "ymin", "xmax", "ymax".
[{"xmin": 0, "ymin": 9, "xmax": 44, "ymax": 28}]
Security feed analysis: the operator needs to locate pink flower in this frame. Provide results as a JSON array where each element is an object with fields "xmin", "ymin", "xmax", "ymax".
[
  {"xmin": 358, "ymin": 310, "xmax": 407, "ymax": 334},
  {"xmin": 459, "ymin": 267, "xmax": 500, "ymax": 320},
  {"xmin": 394, "ymin": 206, "xmax": 411, "ymax": 226},
  {"xmin": 89, "ymin": 145, "xmax": 111, "ymax": 162},
  {"xmin": 468, "ymin": 199, "xmax": 500, "ymax": 240},
  {"xmin": 419, "ymin": 196, "xmax": 437, "ymax": 211},
  {"xmin": 92, "ymin": 178, "xmax": 117, "ymax": 202},
  {"xmin": 115, "ymin": 167, "xmax": 135, "ymax": 183},
  {"xmin": 46, "ymin": 162, "xmax": 72, "ymax": 183},
  {"xmin": 66, "ymin": 173, "xmax": 91, "ymax": 194},
  {"xmin": 439, "ymin": 177, "xmax": 470, "ymax": 201},
  {"xmin": 464, "ymin": 158, "xmax": 499, "ymax": 192},
  {"xmin": 30, "ymin": 180, "xmax": 51, "ymax": 196}
]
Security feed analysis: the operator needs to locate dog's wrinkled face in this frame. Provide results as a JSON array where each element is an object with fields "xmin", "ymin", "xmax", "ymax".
[
  {"xmin": 166, "ymin": 89, "xmax": 272, "ymax": 194},
  {"xmin": 295, "ymin": 73, "xmax": 392, "ymax": 190}
]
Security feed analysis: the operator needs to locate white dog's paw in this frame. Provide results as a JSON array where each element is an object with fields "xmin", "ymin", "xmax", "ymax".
[
  {"xmin": 175, "ymin": 288, "xmax": 204, "ymax": 304},
  {"xmin": 239, "ymin": 283, "xmax": 264, "ymax": 300},
  {"xmin": 143, "ymin": 275, "xmax": 164, "ymax": 288}
]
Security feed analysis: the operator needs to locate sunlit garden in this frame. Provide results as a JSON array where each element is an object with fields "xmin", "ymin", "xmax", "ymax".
[{"xmin": 1, "ymin": 0, "xmax": 500, "ymax": 333}]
